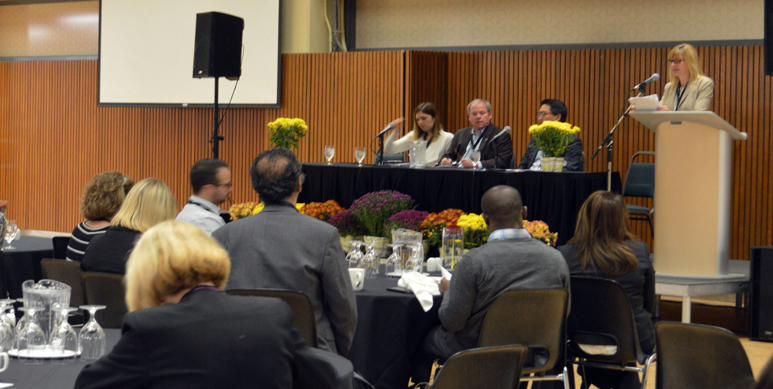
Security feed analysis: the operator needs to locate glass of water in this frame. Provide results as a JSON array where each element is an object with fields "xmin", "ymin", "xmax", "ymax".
[
  {"xmin": 324, "ymin": 145, "xmax": 335, "ymax": 164},
  {"xmin": 355, "ymin": 147, "xmax": 366, "ymax": 166},
  {"xmin": 470, "ymin": 150, "xmax": 481, "ymax": 169},
  {"xmin": 3, "ymin": 220, "xmax": 18, "ymax": 250}
]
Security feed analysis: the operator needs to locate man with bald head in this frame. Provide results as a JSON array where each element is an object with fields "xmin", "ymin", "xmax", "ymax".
[{"xmin": 421, "ymin": 185, "xmax": 569, "ymax": 362}]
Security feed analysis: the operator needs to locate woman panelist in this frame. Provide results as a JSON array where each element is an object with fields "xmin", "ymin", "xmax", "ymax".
[
  {"xmin": 558, "ymin": 191, "xmax": 654, "ymax": 389},
  {"xmin": 383, "ymin": 102, "xmax": 453, "ymax": 167},
  {"xmin": 657, "ymin": 43, "xmax": 714, "ymax": 111}
]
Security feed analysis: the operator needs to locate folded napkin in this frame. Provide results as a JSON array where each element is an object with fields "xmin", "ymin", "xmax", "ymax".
[{"xmin": 398, "ymin": 271, "xmax": 440, "ymax": 312}]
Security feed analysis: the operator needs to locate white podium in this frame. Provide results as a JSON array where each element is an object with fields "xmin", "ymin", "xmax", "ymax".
[{"xmin": 630, "ymin": 111, "xmax": 747, "ymax": 277}]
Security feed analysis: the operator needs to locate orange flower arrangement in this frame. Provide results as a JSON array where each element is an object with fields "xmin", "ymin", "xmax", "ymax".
[
  {"xmin": 300, "ymin": 200, "xmax": 345, "ymax": 222},
  {"xmin": 420, "ymin": 209, "xmax": 467, "ymax": 247},
  {"xmin": 523, "ymin": 220, "xmax": 558, "ymax": 246}
]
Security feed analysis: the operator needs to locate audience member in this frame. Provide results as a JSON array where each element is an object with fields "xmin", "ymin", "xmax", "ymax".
[
  {"xmin": 439, "ymin": 99, "xmax": 513, "ymax": 169},
  {"xmin": 420, "ymin": 185, "xmax": 569, "ymax": 366},
  {"xmin": 383, "ymin": 102, "xmax": 454, "ymax": 167},
  {"xmin": 81, "ymin": 178, "xmax": 176, "ymax": 274},
  {"xmin": 518, "ymin": 99, "xmax": 584, "ymax": 171},
  {"xmin": 657, "ymin": 43, "xmax": 714, "ymax": 111},
  {"xmin": 212, "ymin": 148, "xmax": 357, "ymax": 356},
  {"xmin": 74, "ymin": 221, "xmax": 350, "ymax": 389},
  {"xmin": 557, "ymin": 190, "xmax": 654, "ymax": 389},
  {"xmin": 67, "ymin": 172, "xmax": 134, "ymax": 262},
  {"xmin": 176, "ymin": 159, "xmax": 232, "ymax": 234}
]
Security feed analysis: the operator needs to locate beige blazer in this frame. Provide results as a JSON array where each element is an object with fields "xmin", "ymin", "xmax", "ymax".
[
  {"xmin": 384, "ymin": 129, "xmax": 454, "ymax": 166},
  {"xmin": 659, "ymin": 75, "xmax": 714, "ymax": 111}
]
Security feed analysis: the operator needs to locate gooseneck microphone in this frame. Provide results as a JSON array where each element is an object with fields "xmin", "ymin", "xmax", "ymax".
[
  {"xmin": 633, "ymin": 73, "xmax": 660, "ymax": 91},
  {"xmin": 490, "ymin": 126, "xmax": 512, "ymax": 142},
  {"xmin": 373, "ymin": 123, "xmax": 396, "ymax": 140}
]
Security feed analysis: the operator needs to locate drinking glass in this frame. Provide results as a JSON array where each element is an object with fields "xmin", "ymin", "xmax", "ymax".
[
  {"xmin": 324, "ymin": 145, "xmax": 335, "ymax": 164},
  {"xmin": 0, "ymin": 299, "xmax": 16, "ymax": 329},
  {"xmin": 16, "ymin": 307, "xmax": 46, "ymax": 363},
  {"xmin": 0, "ymin": 302, "xmax": 14, "ymax": 353},
  {"xmin": 404, "ymin": 243, "xmax": 424, "ymax": 272},
  {"xmin": 442, "ymin": 227, "xmax": 464, "ymax": 270},
  {"xmin": 355, "ymin": 147, "xmax": 366, "ymax": 166},
  {"xmin": 470, "ymin": 150, "xmax": 481, "ymax": 169},
  {"xmin": 346, "ymin": 241, "xmax": 364, "ymax": 268},
  {"xmin": 361, "ymin": 242, "xmax": 379, "ymax": 279},
  {"xmin": 385, "ymin": 244, "xmax": 403, "ymax": 275},
  {"xmin": 50, "ymin": 307, "xmax": 78, "ymax": 361},
  {"xmin": 3, "ymin": 220, "xmax": 18, "ymax": 250},
  {"xmin": 79, "ymin": 305, "xmax": 106, "ymax": 361}
]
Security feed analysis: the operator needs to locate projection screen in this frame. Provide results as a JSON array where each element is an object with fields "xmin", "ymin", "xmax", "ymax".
[{"xmin": 99, "ymin": 0, "xmax": 280, "ymax": 107}]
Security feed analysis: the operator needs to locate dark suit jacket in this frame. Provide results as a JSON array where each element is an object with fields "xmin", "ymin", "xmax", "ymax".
[
  {"xmin": 81, "ymin": 226, "xmax": 141, "ymax": 274},
  {"xmin": 441, "ymin": 123, "xmax": 513, "ymax": 169},
  {"xmin": 74, "ymin": 289, "xmax": 352, "ymax": 389},
  {"xmin": 517, "ymin": 136, "xmax": 584, "ymax": 171},
  {"xmin": 557, "ymin": 241, "xmax": 655, "ymax": 354},
  {"xmin": 212, "ymin": 204, "xmax": 357, "ymax": 356}
]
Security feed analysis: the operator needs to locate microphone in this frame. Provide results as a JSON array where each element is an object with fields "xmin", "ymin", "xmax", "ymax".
[
  {"xmin": 490, "ymin": 126, "xmax": 512, "ymax": 142},
  {"xmin": 373, "ymin": 123, "xmax": 396, "ymax": 140},
  {"xmin": 633, "ymin": 73, "xmax": 660, "ymax": 90}
]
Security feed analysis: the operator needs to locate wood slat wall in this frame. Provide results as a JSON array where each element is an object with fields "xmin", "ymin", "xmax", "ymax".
[{"xmin": 1, "ymin": 46, "xmax": 771, "ymax": 260}]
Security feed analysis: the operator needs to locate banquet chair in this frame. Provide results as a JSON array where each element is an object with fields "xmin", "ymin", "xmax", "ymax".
[
  {"xmin": 655, "ymin": 321, "xmax": 755, "ymax": 389},
  {"xmin": 567, "ymin": 276, "xmax": 656, "ymax": 389},
  {"xmin": 430, "ymin": 345, "xmax": 528, "ymax": 389},
  {"xmin": 622, "ymin": 151, "xmax": 656, "ymax": 237},
  {"xmin": 478, "ymin": 288, "xmax": 571, "ymax": 389},
  {"xmin": 81, "ymin": 272, "xmax": 127, "ymax": 328},
  {"xmin": 374, "ymin": 153, "xmax": 404, "ymax": 165},
  {"xmin": 41, "ymin": 258, "xmax": 85, "ymax": 307},
  {"xmin": 226, "ymin": 289, "xmax": 317, "ymax": 347},
  {"xmin": 51, "ymin": 236, "xmax": 70, "ymax": 260}
]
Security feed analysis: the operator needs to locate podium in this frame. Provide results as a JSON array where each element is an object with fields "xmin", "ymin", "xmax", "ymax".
[{"xmin": 630, "ymin": 111, "xmax": 747, "ymax": 277}]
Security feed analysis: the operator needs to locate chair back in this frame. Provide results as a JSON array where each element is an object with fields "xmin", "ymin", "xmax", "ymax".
[
  {"xmin": 81, "ymin": 272, "xmax": 127, "ymax": 328},
  {"xmin": 41, "ymin": 259, "xmax": 85, "ymax": 307},
  {"xmin": 655, "ymin": 321, "xmax": 755, "ymax": 389},
  {"xmin": 374, "ymin": 153, "xmax": 404, "ymax": 165},
  {"xmin": 622, "ymin": 151, "xmax": 656, "ymax": 198},
  {"xmin": 226, "ymin": 289, "xmax": 317, "ymax": 348},
  {"xmin": 51, "ymin": 236, "xmax": 70, "ymax": 260},
  {"xmin": 431, "ymin": 345, "xmax": 528, "ymax": 389},
  {"xmin": 567, "ymin": 276, "xmax": 647, "ymax": 365},
  {"xmin": 478, "ymin": 288, "xmax": 568, "ymax": 375}
]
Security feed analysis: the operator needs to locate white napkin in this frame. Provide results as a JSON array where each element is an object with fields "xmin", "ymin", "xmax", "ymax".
[
  {"xmin": 440, "ymin": 267, "xmax": 452, "ymax": 280},
  {"xmin": 398, "ymin": 271, "xmax": 440, "ymax": 312}
]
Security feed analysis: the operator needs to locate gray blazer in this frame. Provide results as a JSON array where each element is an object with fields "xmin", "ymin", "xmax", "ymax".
[{"xmin": 212, "ymin": 204, "xmax": 358, "ymax": 356}]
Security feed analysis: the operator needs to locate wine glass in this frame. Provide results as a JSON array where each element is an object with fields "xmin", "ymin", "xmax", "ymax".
[
  {"xmin": 346, "ymin": 241, "xmax": 364, "ymax": 268},
  {"xmin": 470, "ymin": 150, "xmax": 481, "ymax": 169},
  {"xmin": 404, "ymin": 243, "xmax": 424, "ymax": 272},
  {"xmin": 79, "ymin": 305, "xmax": 106, "ymax": 361},
  {"xmin": 324, "ymin": 145, "xmax": 335, "ymax": 164},
  {"xmin": 355, "ymin": 147, "xmax": 366, "ymax": 166},
  {"xmin": 3, "ymin": 220, "xmax": 18, "ymax": 250},
  {"xmin": 385, "ymin": 244, "xmax": 403, "ymax": 275},
  {"xmin": 0, "ymin": 302, "xmax": 14, "ymax": 354},
  {"xmin": 361, "ymin": 242, "xmax": 379, "ymax": 279},
  {"xmin": 16, "ymin": 307, "xmax": 46, "ymax": 363},
  {"xmin": 50, "ymin": 307, "xmax": 78, "ymax": 361}
]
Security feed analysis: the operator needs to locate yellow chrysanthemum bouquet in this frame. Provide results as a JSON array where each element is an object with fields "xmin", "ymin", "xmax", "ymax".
[
  {"xmin": 268, "ymin": 117, "xmax": 308, "ymax": 149},
  {"xmin": 456, "ymin": 213, "xmax": 488, "ymax": 249},
  {"xmin": 528, "ymin": 120, "xmax": 581, "ymax": 157}
]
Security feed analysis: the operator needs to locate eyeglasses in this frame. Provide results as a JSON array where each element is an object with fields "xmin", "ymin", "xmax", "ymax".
[
  {"xmin": 536, "ymin": 112, "xmax": 550, "ymax": 119},
  {"xmin": 668, "ymin": 59, "xmax": 683, "ymax": 65}
]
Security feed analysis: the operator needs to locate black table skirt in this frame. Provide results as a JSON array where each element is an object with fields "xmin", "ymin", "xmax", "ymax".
[
  {"xmin": 300, "ymin": 163, "xmax": 622, "ymax": 245},
  {"xmin": 1, "ymin": 236, "xmax": 53, "ymax": 299}
]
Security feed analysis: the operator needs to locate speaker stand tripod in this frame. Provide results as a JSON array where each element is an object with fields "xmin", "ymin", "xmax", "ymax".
[{"xmin": 210, "ymin": 77, "xmax": 224, "ymax": 159}]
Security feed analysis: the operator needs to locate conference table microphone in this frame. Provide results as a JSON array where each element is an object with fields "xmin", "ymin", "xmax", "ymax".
[
  {"xmin": 489, "ymin": 126, "xmax": 512, "ymax": 169},
  {"xmin": 373, "ymin": 123, "xmax": 396, "ymax": 140},
  {"xmin": 631, "ymin": 73, "xmax": 660, "ymax": 92}
]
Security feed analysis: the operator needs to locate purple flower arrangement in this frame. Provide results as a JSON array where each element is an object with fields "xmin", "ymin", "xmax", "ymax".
[
  {"xmin": 383, "ymin": 210, "xmax": 430, "ymax": 234},
  {"xmin": 348, "ymin": 190, "xmax": 414, "ymax": 237},
  {"xmin": 327, "ymin": 210, "xmax": 365, "ymax": 237}
]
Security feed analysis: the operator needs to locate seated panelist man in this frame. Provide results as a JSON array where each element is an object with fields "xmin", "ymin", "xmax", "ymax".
[
  {"xmin": 518, "ymin": 99, "xmax": 584, "ymax": 171},
  {"xmin": 439, "ymin": 99, "xmax": 513, "ymax": 169}
]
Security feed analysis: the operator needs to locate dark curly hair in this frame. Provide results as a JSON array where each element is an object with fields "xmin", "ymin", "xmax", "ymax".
[
  {"xmin": 80, "ymin": 171, "xmax": 135, "ymax": 220},
  {"xmin": 250, "ymin": 148, "xmax": 303, "ymax": 205}
]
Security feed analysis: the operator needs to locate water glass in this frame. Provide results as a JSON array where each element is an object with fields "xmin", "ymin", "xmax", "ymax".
[
  {"xmin": 346, "ymin": 241, "xmax": 364, "ymax": 268},
  {"xmin": 442, "ymin": 227, "xmax": 464, "ymax": 270},
  {"xmin": 385, "ymin": 244, "xmax": 403, "ymax": 275},
  {"xmin": 50, "ymin": 307, "xmax": 78, "ymax": 361},
  {"xmin": 470, "ymin": 150, "xmax": 481, "ymax": 168},
  {"xmin": 355, "ymin": 147, "xmax": 366, "ymax": 166},
  {"xmin": 324, "ymin": 145, "xmax": 335, "ymax": 164},
  {"xmin": 361, "ymin": 242, "xmax": 379, "ymax": 279},
  {"xmin": 3, "ymin": 220, "xmax": 18, "ymax": 250},
  {"xmin": 16, "ymin": 307, "xmax": 46, "ymax": 363},
  {"xmin": 79, "ymin": 305, "xmax": 106, "ymax": 361},
  {"xmin": 404, "ymin": 243, "xmax": 424, "ymax": 272}
]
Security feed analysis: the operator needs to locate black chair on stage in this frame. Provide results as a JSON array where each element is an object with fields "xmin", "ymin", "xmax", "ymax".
[
  {"xmin": 51, "ymin": 236, "xmax": 70, "ymax": 260},
  {"xmin": 622, "ymin": 151, "xmax": 656, "ymax": 237},
  {"xmin": 81, "ymin": 272, "xmax": 127, "ymax": 328},
  {"xmin": 430, "ymin": 345, "xmax": 528, "ymax": 389},
  {"xmin": 374, "ymin": 153, "xmax": 404, "ymax": 165},
  {"xmin": 567, "ymin": 276, "xmax": 656, "ymax": 389},
  {"xmin": 41, "ymin": 258, "xmax": 85, "ymax": 307},
  {"xmin": 478, "ymin": 288, "xmax": 571, "ymax": 389},
  {"xmin": 226, "ymin": 289, "xmax": 317, "ymax": 348},
  {"xmin": 655, "ymin": 321, "xmax": 755, "ymax": 389}
]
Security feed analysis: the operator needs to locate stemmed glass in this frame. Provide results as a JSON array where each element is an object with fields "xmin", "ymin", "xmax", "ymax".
[
  {"xmin": 361, "ymin": 242, "xmax": 379, "ymax": 279},
  {"xmin": 405, "ymin": 243, "xmax": 424, "ymax": 272},
  {"xmin": 16, "ymin": 307, "xmax": 46, "ymax": 363},
  {"xmin": 0, "ymin": 302, "xmax": 14, "ymax": 353},
  {"xmin": 79, "ymin": 305, "xmax": 106, "ymax": 361},
  {"xmin": 385, "ymin": 244, "xmax": 403, "ymax": 275},
  {"xmin": 3, "ymin": 220, "xmax": 18, "ymax": 250},
  {"xmin": 346, "ymin": 241, "xmax": 364, "ymax": 268},
  {"xmin": 50, "ymin": 307, "xmax": 78, "ymax": 361},
  {"xmin": 470, "ymin": 150, "xmax": 481, "ymax": 169},
  {"xmin": 324, "ymin": 145, "xmax": 335, "ymax": 164},
  {"xmin": 355, "ymin": 147, "xmax": 366, "ymax": 166}
]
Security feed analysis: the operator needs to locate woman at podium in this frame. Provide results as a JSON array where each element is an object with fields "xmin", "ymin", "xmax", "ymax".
[
  {"xmin": 382, "ymin": 102, "xmax": 454, "ymax": 166},
  {"xmin": 657, "ymin": 43, "xmax": 714, "ymax": 111}
]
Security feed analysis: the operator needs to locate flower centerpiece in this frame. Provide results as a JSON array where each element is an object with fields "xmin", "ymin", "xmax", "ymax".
[
  {"xmin": 268, "ymin": 117, "xmax": 308, "ymax": 149},
  {"xmin": 523, "ymin": 220, "xmax": 558, "ymax": 246},
  {"xmin": 456, "ymin": 213, "xmax": 488, "ymax": 249},
  {"xmin": 383, "ymin": 210, "xmax": 430, "ymax": 233},
  {"xmin": 420, "ymin": 209, "xmax": 467, "ymax": 248},
  {"xmin": 328, "ymin": 210, "xmax": 365, "ymax": 237},
  {"xmin": 300, "ymin": 200, "xmax": 345, "ymax": 222},
  {"xmin": 229, "ymin": 202, "xmax": 264, "ymax": 221},
  {"xmin": 348, "ymin": 190, "xmax": 414, "ymax": 238},
  {"xmin": 528, "ymin": 120, "xmax": 581, "ymax": 172}
]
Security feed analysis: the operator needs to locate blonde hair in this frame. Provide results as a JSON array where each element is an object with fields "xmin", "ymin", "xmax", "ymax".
[
  {"xmin": 110, "ymin": 178, "xmax": 177, "ymax": 233},
  {"xmin": 667, "ymin": 43, "xmax": 705, "ymax": 85},
  {"xmin": 80, "ymin": 171, "xmax": 135, "ymax": 220},
  {"xmin": 125, "ymin": 221, "xmax": 231, "ymax": 311}
]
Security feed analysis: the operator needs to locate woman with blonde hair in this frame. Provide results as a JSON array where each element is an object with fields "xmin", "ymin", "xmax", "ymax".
[
  {"xmin": 657, "ymin": 43, "xmax": 714, "ymax": 111},
  {"xmin": 75, "ymin": 221, "xmax": 346, "ymax": 388},
  {"xmin": 67, "ymin": 171, "xmax": 134, "ymax": 262},
  {"xmin": 81, "ymin": 178, "xmax": 176, "ymax": 274},
  {"xmin": 383, "ymin": 102, "xmax": 454, "ymax": 166},
  {"xmin": 557, "ymin": 191, "xmax": 654, "ymax": 389}
]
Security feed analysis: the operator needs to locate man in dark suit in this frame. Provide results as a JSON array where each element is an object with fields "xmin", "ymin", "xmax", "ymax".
[
  {"xmin": 439, "ymin": 99, "xmax": 513, "ymax": 169},
  {"xmin": 517, "ymin": 99, "xmax": 584, "ymax": 171},
  {"xmin": 212, "ymin": 148, "xmax": 357, "ymax": 357}
]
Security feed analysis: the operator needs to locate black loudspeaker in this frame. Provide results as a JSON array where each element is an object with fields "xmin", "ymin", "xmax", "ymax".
[
  {"xmin": 193, "ymin": 12, "xmax": 244, "ymax": 79},
  {"xmin": 750, "ymin": 246, "xmax": 773, "ymax": 341},
  {"xmin": 766, "ymin": 0, "xmax": 773, "ymax": 76}
]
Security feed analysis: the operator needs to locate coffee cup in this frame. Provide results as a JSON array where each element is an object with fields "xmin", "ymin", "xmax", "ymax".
[
  {"xmin": 348, "ymin": 268, "xmax": 365, "ymax": 291},
  {"xmin": 426, "ymin": 257, "xmax": 443, "ymax": 272},
  {"xmin": 0, "ymin": 351, "xmax": 8, "ymax": 372}
]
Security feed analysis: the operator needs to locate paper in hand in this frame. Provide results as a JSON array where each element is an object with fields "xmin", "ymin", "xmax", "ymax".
[{"xmin": 628, "ymin": 94, "xmax": 659, "ymax": 111}]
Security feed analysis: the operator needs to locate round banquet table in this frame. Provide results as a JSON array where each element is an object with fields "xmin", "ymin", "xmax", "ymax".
[{"xmin": 1, "ymin": 236, "xmax": 53, "ymax": 299}]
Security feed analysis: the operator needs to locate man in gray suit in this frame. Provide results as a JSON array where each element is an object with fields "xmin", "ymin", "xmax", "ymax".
[{"xmin": 212, "ymin": 148, "xmax": 357, "ymax": 356}]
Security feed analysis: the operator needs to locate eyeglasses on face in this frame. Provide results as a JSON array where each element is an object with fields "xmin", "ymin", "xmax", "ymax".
[{"xmin": 668, "ymin": 59, "xmax": 683, "ymax": 65}]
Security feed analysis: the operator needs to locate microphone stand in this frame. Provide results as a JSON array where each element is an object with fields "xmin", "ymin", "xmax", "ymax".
[
  {"xmin": 374, "ymin": 133, "xmax": 386, "ymax": 166},
  {"xmin": 592, "ymin": 90, "xmax": 643, "ymax": 191}
]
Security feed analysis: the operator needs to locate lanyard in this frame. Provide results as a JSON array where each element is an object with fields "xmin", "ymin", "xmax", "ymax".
[
  {"xmin": 468, "ymin": 127, "xmax": 487, "ymax": 151},
  {"xmin": 188, "ymin": 199, "xmax": 218, "ymax": 215},
  {"xmin": 675, "ymin": 81, "xmax": 688, "ymax": 111}
]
